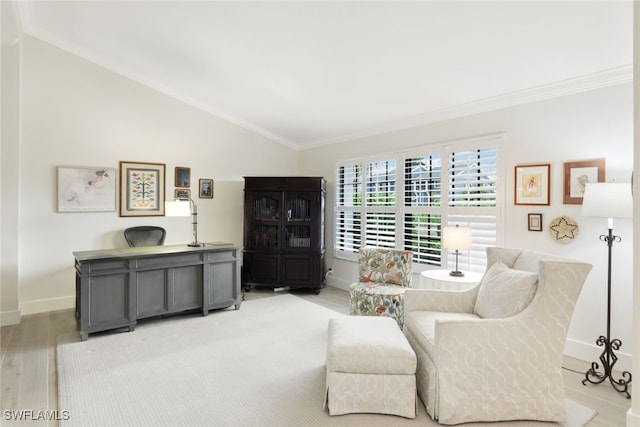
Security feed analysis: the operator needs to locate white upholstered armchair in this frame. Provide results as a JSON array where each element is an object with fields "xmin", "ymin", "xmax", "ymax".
[{"xmin": 403, "ymin": 247, "xmax": 592, "ymax": 424}]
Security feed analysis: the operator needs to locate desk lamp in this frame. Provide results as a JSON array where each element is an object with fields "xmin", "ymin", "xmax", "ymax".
[{"xmin": 165, "ymin": 198, "xmax": 204, "ymax": 247}]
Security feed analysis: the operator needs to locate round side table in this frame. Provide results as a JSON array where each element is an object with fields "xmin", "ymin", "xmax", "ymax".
[{"xmin": 419, "ymin": 269, "xmax": 483, "ymax": 291}]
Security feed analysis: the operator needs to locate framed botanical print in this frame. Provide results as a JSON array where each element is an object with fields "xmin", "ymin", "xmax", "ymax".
[
  {"xmin": 514, "ymin": 164, "xmax": 550, "ymax": 205},
  {"xmin": 563, "ymin": 158, "xmax": 605, "ymax": 204},
  {"xmin": 119, "ymin": 161, "xmax": 166, "ymax": 217}
]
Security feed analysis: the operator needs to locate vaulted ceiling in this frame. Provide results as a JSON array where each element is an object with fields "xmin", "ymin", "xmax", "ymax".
[{"xmin": 15, "ymin": 1, "xmax": 633, "ymax": 150}]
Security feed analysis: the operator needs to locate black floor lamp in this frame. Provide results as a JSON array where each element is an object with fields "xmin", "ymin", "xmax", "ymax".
[{"xmin": 580, "ymin": 182, "xmax": 632, "ymax": 398}]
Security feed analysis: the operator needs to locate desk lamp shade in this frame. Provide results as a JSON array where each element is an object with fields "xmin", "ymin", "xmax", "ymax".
[
  {"xmin": 442, "ymin": 225, "xmax": 472, "ymax": 276},
  {"xmin": 165, "ymin": 200, "xmax": 191, "ymax": 217},
  {"xmin": 164, "ymin": 198, "xmax": 204, "ymax": 247}
]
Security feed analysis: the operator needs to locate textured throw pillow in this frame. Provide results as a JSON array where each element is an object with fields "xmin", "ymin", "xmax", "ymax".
[{"xmin": 474, "ymin": 261, "xmax": 538, "ymax": 319}]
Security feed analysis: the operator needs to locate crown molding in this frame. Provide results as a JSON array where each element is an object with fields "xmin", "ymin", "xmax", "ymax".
[
  {"xmin": 19, "ymin": 11, "xmax": 632, "ymax": 153},
  {"xmin": 300, "ymin": 65, "xmax": 633, "ymax": 151},
  {"xmin": 20, "ymin": 28, "xmax": 300, "ymax": 150}
]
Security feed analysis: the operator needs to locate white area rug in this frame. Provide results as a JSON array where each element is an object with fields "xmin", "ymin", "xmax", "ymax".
[{"xmin": 57, "ymin": 294, "xmax": 596, "ymax": 427}]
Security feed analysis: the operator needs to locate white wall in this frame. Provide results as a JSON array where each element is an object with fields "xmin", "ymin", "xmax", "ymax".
[
  {"xmin": 299, "ymin": 83, "xmax": 634, "ymax": 370},
  {"xmin": 1, "ymin": 1, "xmax": 22, "ymax": 325},
  {"xmin": 12, "ymin": 35, "xmax": 299, "ymax": 316},
  {"xmin": 629, "ymin": 2, "xmax": 640, "ymax": 425}
]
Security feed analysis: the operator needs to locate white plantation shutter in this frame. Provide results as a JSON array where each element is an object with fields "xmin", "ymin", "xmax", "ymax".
[
  {"xmin": 335, "ymin": 136, "xmax": 501, "ymax": 270},
  {"xmin": 362, "ymin": 160, "xmax": 396, "ymax": 249},
  {"xmin": 403, "ymin": 212, "xmax": 442, "ymax": 264},
  {"xmin": 335, "ymin": 211, "xmax": 361, "ymax": 253},
  {"xmin": 403, "ymin": 154, "xmax": 443, "ymax": 264},
  {"xmin": 335, "ymin": 164, "xmax": 362, "ymax": 253},
  {"xmin": 336, "ymin": 164, "xmax": 361, "ymax": 207},
  {"xmin": 403, "ymin": 155, "xmax": 441, "ymax": 207},
  {"xmin": 364, "ymin": 212, "xmax": 396, "ymax": 248},
  {"xmin": 444, "ymin": 215, "xmax": 498, "ymax": 274},
  {"xmin": 366, "ymin": 160, "xmax": 396, "ymax": 206},
  {"xmin": 448, "ymin": 147, "xmax": 497, "ymax": 208}
]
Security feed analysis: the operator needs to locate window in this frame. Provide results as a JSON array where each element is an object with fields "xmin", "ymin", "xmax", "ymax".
[{"xmin": 335, "ymin": 135, "xmax": 501, "ymax": 272}]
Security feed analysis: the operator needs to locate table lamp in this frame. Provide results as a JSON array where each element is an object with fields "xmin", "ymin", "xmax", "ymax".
[{"xmin": 442, "ymin": 224, "xmax": 472, "ymax": 277}]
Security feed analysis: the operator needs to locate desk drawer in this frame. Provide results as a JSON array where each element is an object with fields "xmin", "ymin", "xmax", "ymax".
[
  {"xmin": 135, "ymin": 253, "xmax": 202, "ymax": 269},
  {"xmin": 207, "ymin": 250, "xmax": 236, "ymax": 263}
]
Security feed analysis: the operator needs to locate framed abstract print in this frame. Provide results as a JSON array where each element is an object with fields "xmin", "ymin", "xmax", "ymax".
[
  {"xmin": 57, "ymin": 166, "xmax": 116, "ymax": 212},
  {"xmin": 175, "ymin": 167, "xmax": 191, "ymax": 188}
]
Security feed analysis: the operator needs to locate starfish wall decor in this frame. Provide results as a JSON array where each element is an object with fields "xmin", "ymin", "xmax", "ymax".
[{"xmin": 549, "ymin": 216, "xmax": 579, "ymax": 242}]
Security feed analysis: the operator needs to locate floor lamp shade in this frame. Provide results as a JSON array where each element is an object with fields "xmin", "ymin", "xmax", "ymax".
[{"xmin": 581, "ymin": 182, "xmax": 632, "ymax": 223}]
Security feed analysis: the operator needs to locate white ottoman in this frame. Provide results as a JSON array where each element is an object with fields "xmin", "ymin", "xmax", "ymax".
[{"xmin": 324, "ymin": 316, "xmax": 417, "ymax": 418}]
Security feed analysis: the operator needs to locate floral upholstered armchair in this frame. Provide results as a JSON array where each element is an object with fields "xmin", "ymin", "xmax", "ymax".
[{"xmin": 349, "ymin": 247, "xmax": 413, "ymax": 329}]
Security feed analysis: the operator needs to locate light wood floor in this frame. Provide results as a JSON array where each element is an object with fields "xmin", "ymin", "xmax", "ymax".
[{"xmin": 0, "ymin": 286, "xmax": 632, "ymax": 426}]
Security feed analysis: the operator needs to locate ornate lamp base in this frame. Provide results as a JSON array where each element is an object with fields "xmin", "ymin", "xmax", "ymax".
[{"xmin": 582, "ymin": 335, "xmax": 632, "ymax": 398}]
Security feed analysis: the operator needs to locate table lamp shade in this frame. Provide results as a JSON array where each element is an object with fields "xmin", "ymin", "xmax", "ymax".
[
  {"xmin": 581, "ymin": 183, "xmax": 632, "ymax": 220},
  {"xmin": 165, "ymin": 200, "xmax": 191, "ymax": 217},
  {"xmin": 442, "ymin": 225, "xmax": 472, "ymax": 250}
]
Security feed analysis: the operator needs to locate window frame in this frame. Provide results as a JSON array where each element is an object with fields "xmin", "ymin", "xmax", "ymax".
[{"xmin": 334, "ymin": 134, "xmax": 504, "ymax": 273}]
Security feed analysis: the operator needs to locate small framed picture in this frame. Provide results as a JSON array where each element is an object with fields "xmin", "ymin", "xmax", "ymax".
[
  {"xmin": 175, "ymin": 167, "xmax": 191, "ymax": 188},
  {"xmin": 199, "ymin": 179, "xmax": 214, "ymax": 199},
  {"xmin": 528, "ymin": 213, "xmax": 543, "ymax": 232},
  {"xmin": 563, "ymin": 158, "xmax": 606, "ymax": 204},
  {"xmin": 174, "ymin": 188, "xmax": 191, "ymax": 200},
  {"xmin": 514, "ymin": 164, "xmax": 550, "ymax": 205}
]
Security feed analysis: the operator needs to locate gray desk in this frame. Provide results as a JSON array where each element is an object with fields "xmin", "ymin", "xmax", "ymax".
[{"xmin": 74, "ymin": 243, "xmax": 241, "ymax": 340}]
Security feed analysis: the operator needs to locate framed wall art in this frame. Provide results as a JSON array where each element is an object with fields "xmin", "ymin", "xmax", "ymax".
[
  {"xmin": 563, "ymin": 158, "xmax": 605, "ymax": 204},
  {"xmin": 57, "ymin": 166, "xmax": 116, "ymax": 212},
  {"xmin": 175, "ymin": 167, "xmax": 191, "ymax": 188},
  {"xmin": 119, "ymin": 161, "xmax": 166, "ymax": 217},
  {"xmin": 199, "ymin": 178, "xmax": 214, "ymax": 199},
  {"xmin": 174, "ymin": 188, "xmax": 191, "ymax": 200},
  {"xmin": 528, "ymin": 213, "xmax": 543, "ymax": 232},
  {"xmin": 514, "ymin": 164, "xmax": 550, "ymax": 205}
]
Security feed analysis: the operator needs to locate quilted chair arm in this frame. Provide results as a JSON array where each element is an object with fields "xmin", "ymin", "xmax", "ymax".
[
  {"xmin": 433, "ymin": 315, "xmax": 560, "ymax": 423},
  {"xmin": 404, "ymin": 286, "xmax": 480, "ymax": 314}
]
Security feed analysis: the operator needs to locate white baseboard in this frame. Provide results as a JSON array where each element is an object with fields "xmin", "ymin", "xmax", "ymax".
[
  {"xmin": 20, "ymin": 295, "xmax": 75, "ymax": 316},
  {"xmin": 326, "ymin": 277, "xmax": 351, "ymax": 292},
  {"xmin": 564, "ymin": 337, "xmax": 632, "ymax": 373},
  {"xmin": 1, "ymin": 309, "xmax": 21, "ymax": 326},
  {"xmin": 628, "ymin": 409, "xmax": 640, "ymax": 427}
]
